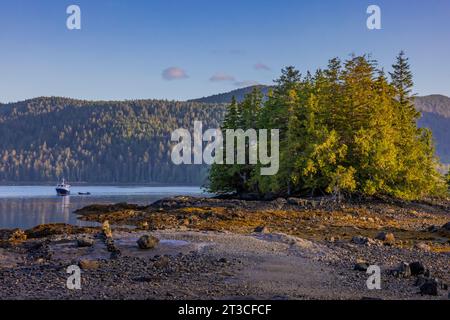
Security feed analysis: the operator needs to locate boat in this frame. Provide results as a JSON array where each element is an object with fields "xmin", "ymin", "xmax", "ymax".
[
  {"xmin": 78, "ymin": 192, "xmax": 91, "ymax": 195},
  {"xmin": 56, "ymin": 179, "xmax": 71, "ymax": 196}
]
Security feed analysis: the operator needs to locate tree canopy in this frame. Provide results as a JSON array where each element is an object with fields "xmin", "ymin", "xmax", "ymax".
[{"xmin": 208, "ymin": 53, "xmax": 446, "ymax": 200}]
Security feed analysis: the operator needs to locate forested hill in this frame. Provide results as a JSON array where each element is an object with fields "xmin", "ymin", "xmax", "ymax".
[
  {"xmin": 0, "ymin": 90, "xmax": 449, "ymax": 184},
  {"xmin": 190, "ymin": 85, "xmax": 271, "ymax": 104},
  {"xmin": 0, "ymin": 97, "xmax": 226, "ymax": 184}
]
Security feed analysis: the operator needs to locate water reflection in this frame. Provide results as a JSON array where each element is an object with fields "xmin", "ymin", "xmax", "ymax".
[
  {"xmin": 0, "ymin": 186, "xmax": 204, "ymax": 229},
  {"xmin": 0, "ymin": 196, "xmax": 92, "ymax": 229}
]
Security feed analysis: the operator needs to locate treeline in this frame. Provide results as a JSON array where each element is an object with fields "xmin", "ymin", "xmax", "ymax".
[
  {"xmin": 208, "ymin": 52, "xmax": 447, "ymax": 200},
  {"xmin": 0, "ymin": 97, "xmax": 225, "ymax": 184}
]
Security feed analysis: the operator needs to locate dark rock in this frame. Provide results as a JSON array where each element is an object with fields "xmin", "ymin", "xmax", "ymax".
[
  {"xmin": 420, "ymin": 278, "xmax": 439, "ymax": 296},
  {"xmin": 105, "ymin": 238, "xmax": 121, "ymax": 254},
  {"xmin": 410, "ymin": 261, "xmax": 426, "ymax": 276},
  {"xmin": 442, "ymin": 222, "xmax": 450, "ymax": 231},
  {"xmin": 272, "ymin": 198, "xmax": 287, "ymax": 209},
  {"xmin": 351, "ymin": 236, "xmax": 380, "ymax": 246},
  {"xmin": 426, "ymin": 225, "xmax": 439, "ymax": 233},
  {"xmin": 354, "ymin": 263, "xmax": 369, "ymax": 272},
  {"xmin": 218, "ymin": 258, "xmax": 228, "ymax": 263},
  {"xmin": 375, "ymin": 232, "xmax": 395, "ymax": 245},
  {"xmin": 396, "ymin": 262, "xmax": 411, "ymax": 278},
  {"xmin": 254, "ymin": 226, "xmax": 270, "ymax": 234},
  {"xmin": 137, "ymin": 235, "xmax": 159, "ymax": 249},
  {"xmin": 77, "ymin": 237, "xmax": 94, "ymax": 247},
  {"xmin": 287, "ymin": 198, "xmax": 305, "ymax": 206},
  {"xmin": 415, "ymin": 275, "xmax": 428, "ymax": 287}
]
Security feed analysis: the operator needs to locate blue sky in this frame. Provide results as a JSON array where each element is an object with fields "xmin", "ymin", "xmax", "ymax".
[{"xmin": 1, "ymin": 0, "xmax": 449, "ymax": 103}]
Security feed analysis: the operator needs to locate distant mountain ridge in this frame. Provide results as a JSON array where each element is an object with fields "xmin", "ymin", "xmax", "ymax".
[
  {"xmin": 190, "ymin": 85, "xmax": 272, "ymax": 104},
  {"xmin": 415, "ymin": 95, "xmax": 450, "ymax": 118}
]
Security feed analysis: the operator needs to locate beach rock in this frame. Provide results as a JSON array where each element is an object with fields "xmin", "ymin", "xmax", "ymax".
[
  {"xmin": 442, "ymin": 222, "xmax": 450, "ymax": 231},
  {"xmin": 218, "ymin": 257, "xmax": 228, "ymax": 263},
  {"xmin": 354, "ymin": 262, "xmax": 369, "ymax": 272},
  {"xmin": 287, "ymin": 197, "xmax": 307, "ymax": 206},
  {"xmin": 25, "ymin": 223, "xmax": 95, "ymax": 239},
  {"xmin": 395, "ymin": 262, "xmax": 411, "ymax": 278},
  {"xmin": 137, "ymin": 235, "xmax": 159, "ymax": 249},
  {"xmin": 102, "ymin": 221, "xmax": 113, "ymax": 239},
  {"xmin": 8, "ymin": 229, "xmax": 27, "ymax": 243},
  {"xmin": 375, "ymin": 232, "xmax": 395, "ymax": 245},
  {"xmin": 77, "ymin": 237, "xmax": 94, "ymax": 247},
  {"xmin": 351, "ymin": 236, "xmax": 380, "ymax": 246},
  {"xmin": 79, "ymin": 259, "xmax": 100, "ymax": 270},
  {"xmin": 426, "ymin": 225, "xmax": 439, "ymax": 233},
  {"xmin": 414, "ymin": 242, "xmax": 431, "ymax": 252},
  {"xmin": 420, "ymin": 278, "xmax": 439, "ymax": 296},
  {"xmin": 273, "ymin": 198, "xmax": 287, "ymax": 209},
  {"xmin": 415, "ymin": 275, "xmax": 429, "ymax": 287},
  {"xmin": 105, "ymin": 238, "xmax": 121, "ymax": 255},
  {"xmin": 254, "ymin": 226, "xmax": 270, "ymax": 234},
  {"xmin": 409, "ymin": 261, "xmax": 426, "ymax": 276}
]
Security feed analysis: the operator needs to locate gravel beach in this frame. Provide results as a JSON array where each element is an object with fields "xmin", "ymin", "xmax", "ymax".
[{"xmin": 0, "ymin": 196, "xmax": 449, "ymax": 300}]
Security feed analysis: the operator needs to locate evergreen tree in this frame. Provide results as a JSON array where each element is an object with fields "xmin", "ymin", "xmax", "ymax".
[{"xmin": 208, "ymin": 54, "xmax": 447, "ymax": 200}]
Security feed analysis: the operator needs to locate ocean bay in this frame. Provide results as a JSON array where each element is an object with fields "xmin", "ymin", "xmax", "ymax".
[{"xmin": 0, "ymin": 185, "xmax": 203, "ymax": 229}]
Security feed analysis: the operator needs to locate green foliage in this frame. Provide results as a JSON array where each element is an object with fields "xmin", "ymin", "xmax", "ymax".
[
  {"xmin": 208, "ymin": 53, "xmax": 446, "ymax": 200},
  {"xmin": 0, "ymin": 97, "xmax": 225, "ymax": 183}
]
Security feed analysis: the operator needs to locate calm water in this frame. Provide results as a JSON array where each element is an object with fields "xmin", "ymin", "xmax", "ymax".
[{"xmin": 0, "ymin": 186, "xmax": 204, "ymax": 229}]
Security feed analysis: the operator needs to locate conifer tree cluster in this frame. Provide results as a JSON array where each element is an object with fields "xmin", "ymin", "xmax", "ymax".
[{"xmin": 208, "ymin": 53, "xmax": 446, "ymax": 200}]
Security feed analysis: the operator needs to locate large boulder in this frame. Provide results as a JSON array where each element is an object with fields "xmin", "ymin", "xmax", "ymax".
[
  {"xmin": 137, "ymin": 234, "xmax": 159, "ymax": 250},
  {"xmin": 395, "ymin": 262, "xmax": 411, "ymax": 278},
  {"xmin": 409, "ymin": 261, "xmax": 426, "ymax": 276},
  {"xmin": 77, "ymin": 237, "xmax": 94, "ymax": 247},
  {"xmin": 354, "ymin": 261, "xmax": 369, "ymax": 272},
  {"xmin": 420, "ymin": 278, "xmax": 439, "ymax": 296}
]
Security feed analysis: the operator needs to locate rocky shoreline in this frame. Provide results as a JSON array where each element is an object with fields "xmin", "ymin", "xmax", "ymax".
[{"xmin": 0, "ymin": 196, "xmax": 449, "ymax": 300}]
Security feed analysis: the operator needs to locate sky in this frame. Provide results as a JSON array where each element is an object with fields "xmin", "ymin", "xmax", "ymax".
[{"xmin": 1, "ymin": 0, "xmax": 450, "ymax": 103}]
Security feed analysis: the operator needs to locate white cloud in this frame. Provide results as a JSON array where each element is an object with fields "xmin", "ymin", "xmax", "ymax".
[
  {"xmin": 162, "ymin": 67, "xmax": 189, "ymax": 80},
  {"xmin": 254, "ymin": 63, "xmax": 271, "ymax": 71}
]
